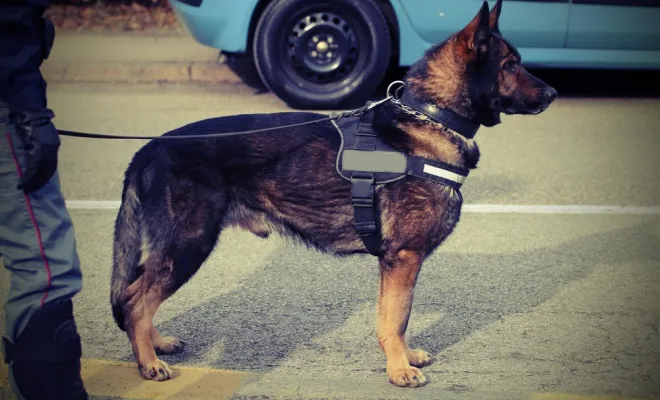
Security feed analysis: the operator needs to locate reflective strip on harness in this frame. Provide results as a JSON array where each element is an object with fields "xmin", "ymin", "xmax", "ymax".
[
  {"xmin": 406, "ymin": 155, "xmax": 469, "ymax": 191},
  {"xmin": 422, "ymin": 164, "xmax": 467, "ymax": 185}
]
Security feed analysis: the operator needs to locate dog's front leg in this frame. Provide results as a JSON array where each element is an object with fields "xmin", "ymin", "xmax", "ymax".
[{"xmin": 377, "ymin": 249, "xmax": 433, "ymax": 387}]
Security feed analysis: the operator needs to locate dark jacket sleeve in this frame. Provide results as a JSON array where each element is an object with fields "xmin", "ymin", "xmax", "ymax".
[{"xmin": 0, "ymin": 0, "xmax": 54, "ymax": 113}]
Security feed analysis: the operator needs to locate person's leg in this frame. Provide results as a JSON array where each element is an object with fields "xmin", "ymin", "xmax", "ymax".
[{"xmin": 0, "ymin": 98, "xmax": 87, "ymax": 399}]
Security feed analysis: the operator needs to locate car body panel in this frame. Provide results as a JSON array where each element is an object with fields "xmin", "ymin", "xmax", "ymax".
[
  {"xmin": 168, "ymin": 0, "xmax": 660, "ymax": 69},
  {"xmin": 567, "ymin": 1, "xmax": 660, "ymax": 51},
  {"xmin": 170, "ymin": 0, "xmax": 259, "ymax": 53},
  {"xmin": 505, "ymin": 47, "xmax": 660, "ymax": 69},
  {"xmin": 385, "ymin": 0, "xmax": 435, "ymax": 66},
  {"xmin": 393, "ymin": 0, "xmax": 570, "ymax": 48}
]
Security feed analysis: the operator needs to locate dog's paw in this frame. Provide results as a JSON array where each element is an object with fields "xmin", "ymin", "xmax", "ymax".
[
  {"xmin": 154, "ymin": 336, "xmax": 186, "ymax": 355},
  {"xmin": 387, "ymin": 365, "xmax": 428, "ymax": 388},
  {"xmin": 138, "ymin": 359, "xmax": 174, "ymax": 381},
  {"xmin": 407, "ymin": 348, "xmax": 434, "ymax": 368}
]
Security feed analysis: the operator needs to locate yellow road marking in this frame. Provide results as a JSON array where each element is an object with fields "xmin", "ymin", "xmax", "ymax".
[
  {"xmin": 1, "ymin": 358, "xmax": 251, "ymax": 399},
  {"xmin": 532, "ymin": 394, "xmax": 660, "ymax": 400},
  {"xmin": 2, "ymin": 361, "xmax": 657, "ymax": 400}
]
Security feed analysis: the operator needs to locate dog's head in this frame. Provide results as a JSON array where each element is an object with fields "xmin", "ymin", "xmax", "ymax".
[{"xmin": 404, "ymin": 0, "xmax": 557, "ymax": 127}]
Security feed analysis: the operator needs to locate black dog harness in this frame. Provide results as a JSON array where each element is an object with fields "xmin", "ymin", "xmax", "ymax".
[{"xmin": 332, "ymin": 89, "xmax": 479, "ymax": 256}]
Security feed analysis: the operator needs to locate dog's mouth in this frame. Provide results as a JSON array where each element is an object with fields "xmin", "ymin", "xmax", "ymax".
[
  {"xmin": 504, "ymin": 102, "xmax": 549, "ymax": 116},
  {"xmin": 505, "ymin": 108, "xmax": 542, "ymax": 115}
]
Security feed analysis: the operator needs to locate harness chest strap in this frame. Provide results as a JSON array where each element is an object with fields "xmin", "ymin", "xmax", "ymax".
[{"xmin": 333, "ymin": 108, "xmax": 470, "ymax": 257}]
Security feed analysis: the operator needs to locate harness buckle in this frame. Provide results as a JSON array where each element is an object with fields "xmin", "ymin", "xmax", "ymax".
[
  {"xmin": 351, "ymin": 197, "xmax": 373, "ymax": 208},
  {"xmin": 357, "ymin": 123, "xmax": 376, "ymax": 136},
  {"xmin": 355, "ymin": 221, "xmax": 377, "ymax": 236},
  {"xmin": 349, "ymin": 173, "xmax": 380, "ymax": 246},
  {"xmin": 350, "ymin": 174, "xmax": 375, "ymax": 203}
]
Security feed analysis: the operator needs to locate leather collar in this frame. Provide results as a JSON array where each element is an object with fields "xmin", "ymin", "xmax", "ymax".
[{"xmin": 399, "ymin": 89, "xmax": 480, "ymax": 139}]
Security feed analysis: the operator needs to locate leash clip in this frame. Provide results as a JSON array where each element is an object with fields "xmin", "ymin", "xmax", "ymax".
[{"xmin": 386, "ymin": 80, "xmax": 405, "ymax": 101}]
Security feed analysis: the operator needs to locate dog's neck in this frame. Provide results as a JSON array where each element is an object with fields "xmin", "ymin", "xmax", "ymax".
[
  {"xmin": 374, "ymin": 102, "xmax": 481, "ymax": 171},
  {"xmin": 398, "ymin": 88, "xmax": 480, "ymax": 140}
]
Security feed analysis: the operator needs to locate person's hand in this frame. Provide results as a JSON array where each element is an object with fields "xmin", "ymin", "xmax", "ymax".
[{"xmin": 11, "ymin": 109, "xmax": 60, "ymax": 193}]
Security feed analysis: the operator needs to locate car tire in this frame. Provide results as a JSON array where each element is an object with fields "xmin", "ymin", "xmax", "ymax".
[{"xmin": 252, "ymin": 0, "xmax": 392, "ymax": 110}]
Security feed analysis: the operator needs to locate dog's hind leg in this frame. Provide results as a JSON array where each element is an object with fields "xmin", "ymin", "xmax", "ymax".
[
  {"xmin": 122, "ymin": 184, "xmax": 227, "ymax": 380},
  {"xmin": 121, "ymin": 267, "xmax": 174, "ymax": 381},
  {"xmin": 122, "ymin": 224, "xmax": 222, "ymax": 380},
  {"xmin": 376, "ymin": 249, "xmax": 432, "ymax": 388}
]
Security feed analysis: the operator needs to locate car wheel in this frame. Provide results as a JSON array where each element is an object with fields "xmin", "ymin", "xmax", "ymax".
[{"xmin": 253, "ymin": 0, "xmax": 392, "ymax": 110}]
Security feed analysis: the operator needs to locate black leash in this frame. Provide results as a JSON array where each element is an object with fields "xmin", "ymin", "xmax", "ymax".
[
  {"xmin": 55, "ymin": 99, "xmax": 383, "ymax": 141},
  {"xmin": 54, "ymin": 81, "xmax": 480, "ymax": 142},
  {"xmin": 53, "ymin": 83, "xmax": 400, "ymax": 142},
  {"xmin": 56, "ymin": 116, "xmax": 337, "ymax": 141}
]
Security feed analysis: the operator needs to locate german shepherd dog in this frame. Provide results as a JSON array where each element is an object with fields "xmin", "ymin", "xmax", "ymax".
[{"xmin": 110, "ymin": 0, "xmax": 556, "ymax": 388}]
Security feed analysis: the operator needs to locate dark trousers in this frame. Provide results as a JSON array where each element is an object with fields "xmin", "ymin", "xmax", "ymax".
[{"xmin": 0, "ymin": 97, "xmax": 83, "ymax": 346}]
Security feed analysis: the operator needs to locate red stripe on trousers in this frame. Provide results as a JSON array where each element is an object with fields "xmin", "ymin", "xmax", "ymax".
[{"xmin": 5, "ymin": 132, "xmax": 52, "ymax": 306}]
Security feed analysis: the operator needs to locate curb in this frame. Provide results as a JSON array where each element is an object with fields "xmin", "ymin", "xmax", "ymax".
[{"xmin": 42, "ymin": 60, "xmax": 244, "ymax": 84}]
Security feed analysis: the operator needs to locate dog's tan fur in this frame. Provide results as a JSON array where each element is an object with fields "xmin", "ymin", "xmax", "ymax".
[{"xmin": 110, "ymin": 0, "xmax": 556, "ymax": 387}]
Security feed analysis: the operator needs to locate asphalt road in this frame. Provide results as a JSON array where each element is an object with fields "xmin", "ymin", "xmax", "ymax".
[{"xmin": 1, "ymin": 79, "xmax": 659, "ymax": 400}]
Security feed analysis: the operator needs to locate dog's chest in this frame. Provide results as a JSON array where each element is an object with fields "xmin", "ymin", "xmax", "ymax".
[
  {"xmin": 377, "ymin": 177, "xmax": 463, "ymax": 250},
  {"xmin": 328, "ymin": 108, "xmax": 469, "ymax": 256}
]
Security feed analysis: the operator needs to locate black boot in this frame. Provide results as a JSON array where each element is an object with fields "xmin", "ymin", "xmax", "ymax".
[{"xmin": 2, "ymin": 299, "xmax": 88, "ymax": 400}]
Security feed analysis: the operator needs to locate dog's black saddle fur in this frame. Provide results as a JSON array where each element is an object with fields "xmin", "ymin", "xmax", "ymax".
[{"xmin": 331, "ymin": 102, "xmax": 470, "ymax": 256}]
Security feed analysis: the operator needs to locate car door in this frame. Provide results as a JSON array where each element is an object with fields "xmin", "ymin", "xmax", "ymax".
[
  {"xmin": 566, "ymin": 0, "xmax": 660, "ymax": 51},
  {"xmin": 395, "ymin": 0, "xmax": 570, "ymax": 49}
]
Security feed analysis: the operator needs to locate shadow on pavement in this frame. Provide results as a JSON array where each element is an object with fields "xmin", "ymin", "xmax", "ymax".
[
  {"xmin": 143, "ymin": 244, "xmax": 382, "ymax": 370},
  {"xmin": 408, "ymin": 216, "xmax": 660, "ymax": 358},
  {"xmin": 143, "ymin": 214, "xmax": 659, "ymax": 385}
]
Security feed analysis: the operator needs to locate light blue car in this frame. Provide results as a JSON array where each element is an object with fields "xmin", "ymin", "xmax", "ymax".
[{"xmin": 169, "ymin": 0, "xmax": 660, "ymax": 109}]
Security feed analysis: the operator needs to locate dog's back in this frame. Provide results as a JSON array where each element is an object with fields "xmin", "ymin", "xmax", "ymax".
[
  {"xmin": 110, "ymin": 111, "xmax": 351, "ymax": 332},
  {"xmin": 160, "ymin": 111, "xmax": 335, "ymax": 166}
]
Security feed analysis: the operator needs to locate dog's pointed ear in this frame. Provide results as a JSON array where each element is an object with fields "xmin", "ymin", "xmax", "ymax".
[
  {"xmin": 458, "ymin": 1, "xmax": 491, "ymax": 59},
  {"xmin": 489, "ymin": 0, "xmax": 503, "ymax": 32}
]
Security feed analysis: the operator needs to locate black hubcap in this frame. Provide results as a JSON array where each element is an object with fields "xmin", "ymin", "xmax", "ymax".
[{"xmin": 287, "ymin": 11, "xmax": 359, "ymax": 84}]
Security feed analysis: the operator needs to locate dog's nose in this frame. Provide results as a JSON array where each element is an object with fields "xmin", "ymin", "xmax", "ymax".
[{"xmin": 544, "ymin": 87, "xmax": 557, "ymax": 102}]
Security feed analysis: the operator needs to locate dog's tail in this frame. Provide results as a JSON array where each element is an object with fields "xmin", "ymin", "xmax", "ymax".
[{"xmin": 110, "ymin": 168, "xmax": 144, "ymax": 332}]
